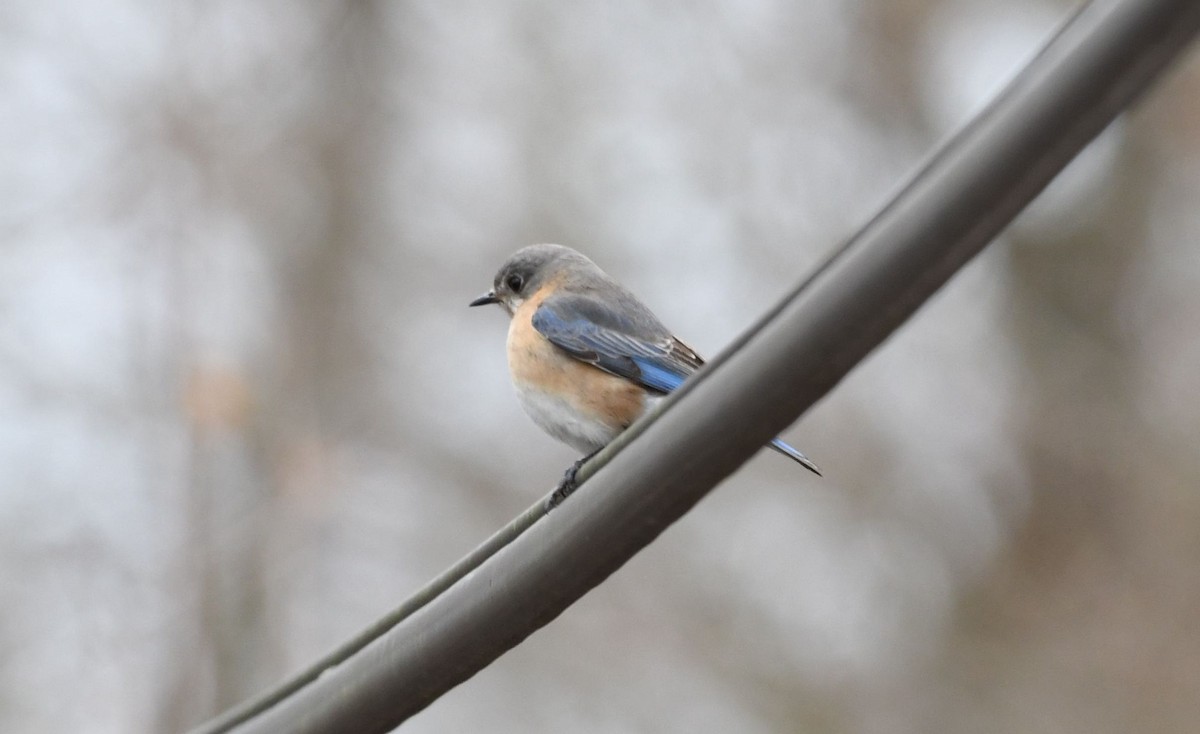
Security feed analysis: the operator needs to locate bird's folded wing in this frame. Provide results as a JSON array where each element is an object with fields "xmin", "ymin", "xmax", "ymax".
[{"xmin": 531, "ymin": 294, "xmax": 703, "ymax": 394}]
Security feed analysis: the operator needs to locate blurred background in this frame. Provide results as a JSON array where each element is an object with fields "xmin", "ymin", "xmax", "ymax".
[{"xmin": 3, "ymin": 1, "xmax": 1199, "ymax": 732}]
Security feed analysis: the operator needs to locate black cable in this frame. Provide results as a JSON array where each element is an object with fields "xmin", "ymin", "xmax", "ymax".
[{"xmin": 191, "ymin": 1, "xmax": 1200, "ymax": 731}]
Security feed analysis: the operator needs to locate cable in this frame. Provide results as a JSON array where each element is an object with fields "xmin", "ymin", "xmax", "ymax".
[{"xmin": 191, "ymin": 1, "xmax": 1200, "ymax": 731}]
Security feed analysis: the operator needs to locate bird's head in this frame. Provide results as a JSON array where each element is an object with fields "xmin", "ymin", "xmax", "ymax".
[{"xmin": 469, "ymin": 244, "xmax": 597, "ymax": 315}]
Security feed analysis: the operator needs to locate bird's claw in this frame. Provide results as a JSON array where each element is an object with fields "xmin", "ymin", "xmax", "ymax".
[{"xmin": 546, "ymin": 458, "xmax": 585, "ymax": 510}]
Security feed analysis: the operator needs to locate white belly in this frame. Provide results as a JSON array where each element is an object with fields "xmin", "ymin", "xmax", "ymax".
[{"xmin": 513, "ymin": 379, "xmax": 630, "ymax": 455}]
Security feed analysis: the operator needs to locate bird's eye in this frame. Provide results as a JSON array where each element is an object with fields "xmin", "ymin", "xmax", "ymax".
[{"xmin": 505, "ymin": 273, "xmax": 524, "ymax": 293}]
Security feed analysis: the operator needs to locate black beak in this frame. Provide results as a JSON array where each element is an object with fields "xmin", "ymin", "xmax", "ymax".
[{"xmin": 469, "ymin": 290, "xmax": 499, "ymax": 307}]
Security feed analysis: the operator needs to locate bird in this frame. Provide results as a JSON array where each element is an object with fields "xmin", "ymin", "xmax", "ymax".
[{"xmin": 470, "ymin": 244, "xmax": 820, "ymax": 501}]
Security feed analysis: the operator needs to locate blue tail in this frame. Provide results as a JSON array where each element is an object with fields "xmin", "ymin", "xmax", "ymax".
[{"xmin": 769, "ymin": 438, "xmax": 822, "ymax": 476}]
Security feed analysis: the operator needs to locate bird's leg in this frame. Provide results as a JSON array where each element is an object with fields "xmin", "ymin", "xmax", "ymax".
[{"xmin": 547, "ymin": 447, "xmax": 604, "ymax": 510}]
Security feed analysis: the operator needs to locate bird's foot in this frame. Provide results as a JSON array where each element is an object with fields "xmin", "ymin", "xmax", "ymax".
[
  {"xmin": 546, "ymin": 461, "xmax": 583, "ymax": 509},
  {"xmin": 545, "ymin": 449, "xmax": 601, "ymax": 511}
]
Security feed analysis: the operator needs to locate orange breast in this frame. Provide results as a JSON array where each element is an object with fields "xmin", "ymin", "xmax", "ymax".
[{"xmin": 506, "ymin": 287, "xmax": 647, "ymax": 432}]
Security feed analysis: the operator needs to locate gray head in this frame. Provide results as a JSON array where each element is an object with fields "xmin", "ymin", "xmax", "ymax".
[{"xmin": 469, "ymin": 244, "xmax": 605, "ymax": 315}]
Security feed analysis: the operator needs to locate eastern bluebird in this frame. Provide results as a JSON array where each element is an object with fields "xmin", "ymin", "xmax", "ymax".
[{"xmin": 470, "ymin": 244, "xmax": 820, "ymax": 497}]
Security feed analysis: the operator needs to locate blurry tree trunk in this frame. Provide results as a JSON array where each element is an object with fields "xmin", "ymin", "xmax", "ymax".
[{"xmin": 155, "ymin": 3, "xmax": 391, "ymax": 730}]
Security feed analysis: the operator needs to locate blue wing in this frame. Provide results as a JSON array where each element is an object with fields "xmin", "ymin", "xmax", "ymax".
[
  {"xmin": 532, "ymin": 294, "xmax": 822, "ymax": 477},
  {"xmin": 531, "ymin": 295, "xmax": 702, "ymax": 395}
]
